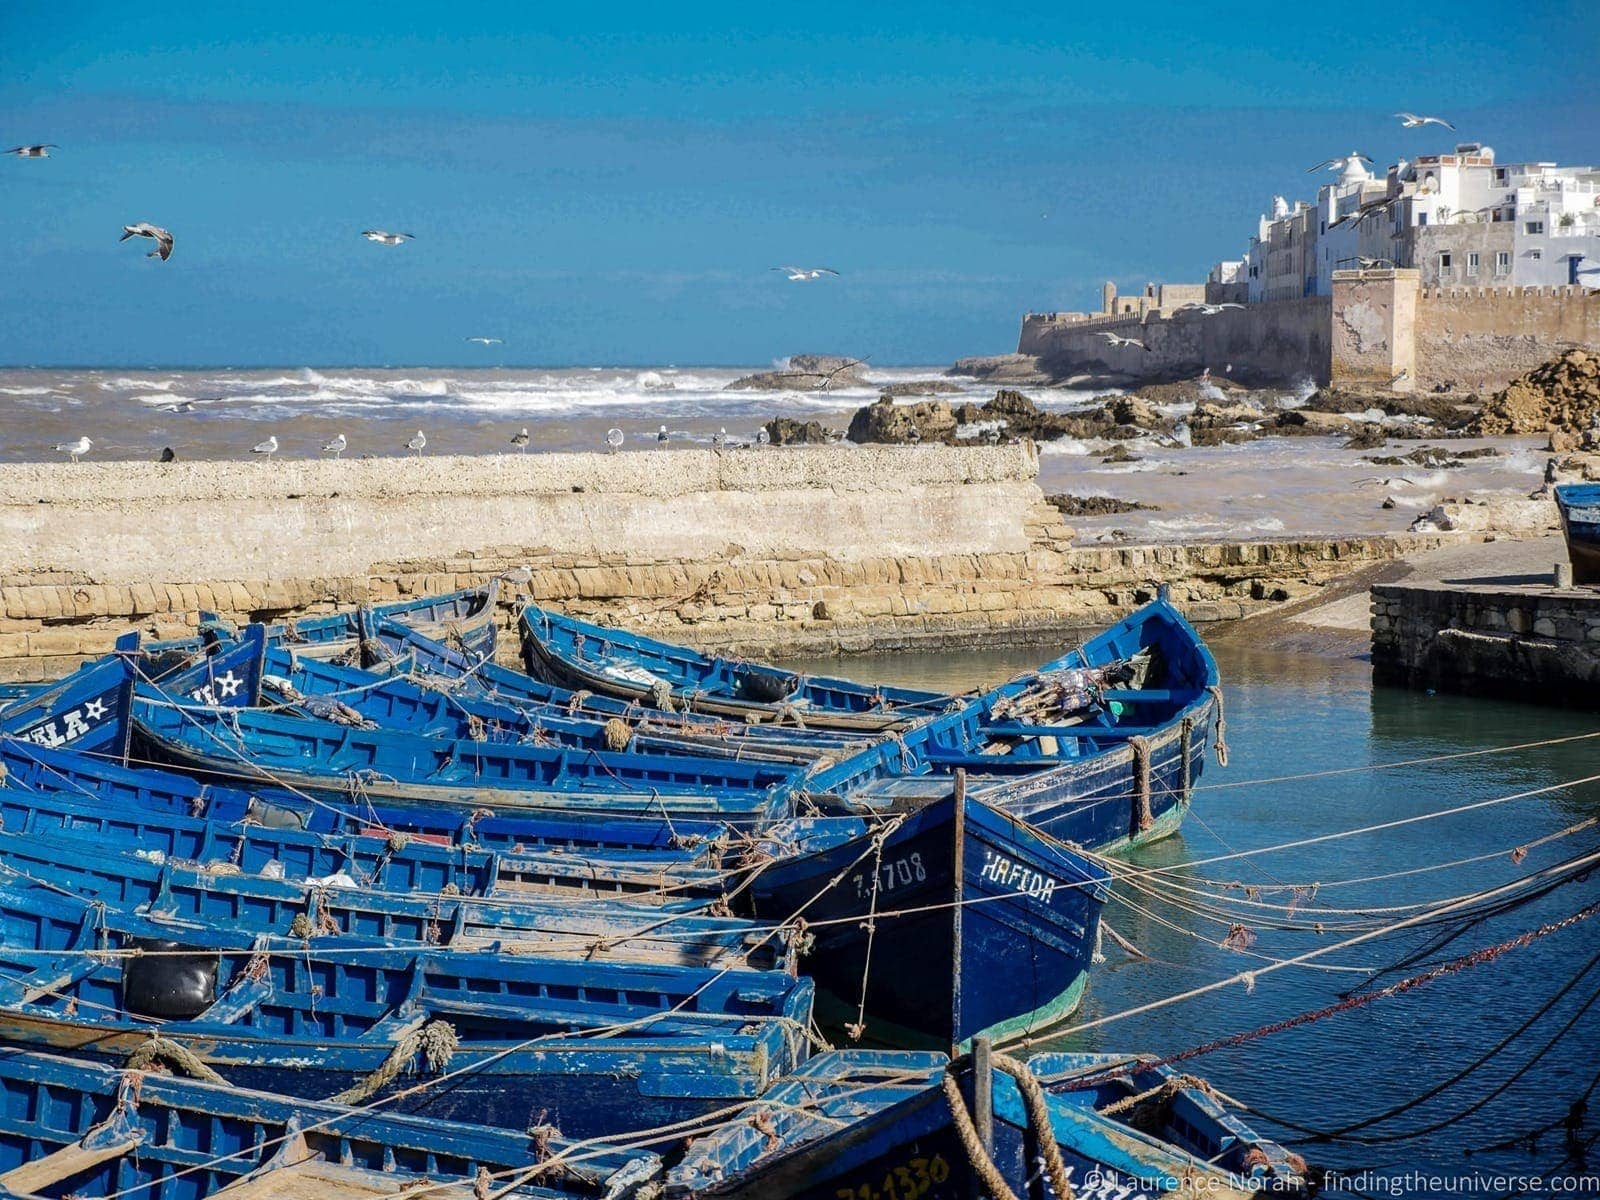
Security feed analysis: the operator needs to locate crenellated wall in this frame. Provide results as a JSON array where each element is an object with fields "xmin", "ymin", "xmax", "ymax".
[{"xmin": 1414, "ymin": 285, "xmax": 1600, "ymax": 391}]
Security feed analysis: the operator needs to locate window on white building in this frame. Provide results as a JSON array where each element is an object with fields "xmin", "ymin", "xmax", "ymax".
[
  {"xmin": 1526, "ymin": 220, "xmax": 1545, "ymax": 235},
  {"xmin": 1496, "ymin": 251, "xmax": 1511, "ymax": 274},
  {"xmin": 1417, "ymin": 212, "xmax": 1428, "ymax": 226},
  {"xmin": 1530, "ymin": 250, "xmax": 1543, "ymax": 261},
  {"xmin": 1467, "ymin": 252, "xmax": 1479, "ymax": 276},
  {"xmin": 1495, "ymin": 168, "xmax": 1507, "ymax": 184},
  {"xmin": 1439, "ymin": 251, "xmax": 1453, "ymax": 271}
]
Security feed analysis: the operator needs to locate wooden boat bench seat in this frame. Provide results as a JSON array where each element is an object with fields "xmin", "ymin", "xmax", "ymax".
[
  {"xmin": 0, "ymin": 1129, "xmax": 145, "ymax": 1195},
  {"xmin": 198, "ymin": 974, "xmax": 275, "ymax": 1024}
]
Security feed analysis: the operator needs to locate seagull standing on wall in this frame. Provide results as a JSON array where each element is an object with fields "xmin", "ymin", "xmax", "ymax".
[
  {"xmin": 6, "ymin": 144, "xmax": 57, "ymax": 158},
  {"xmin": 656, "ymin": 425, "xmax": 670, "ymax": 447},
  {"xmin": 1306, "ymin": 153, "xmax": 1373, "ymax": 174},
  {"xmin": 1396, "ymin": 112, "xmax": 1455, "ymax": 130},
  {"xmin": 251, "ymin": 435, "xmax": 279, "ymax": 460},
  {"xmin": 53, "ymin": 436, "xmax": 91, "ymax": 463},
  {"xmin": 605, "ymin": 428, "xmax": 624, "ymax": 453},
  {"xmin": 362, "ymin": 230, "xmax": 414, "ymax": 246},
  {"xmin": 321, "ymin": 433, "xmax": 347, "ymax": 459},
  {"xmin": 120, "ymin": 223, "xmax": 174, "ymax": 260},
  {"xmin": 510, "ymin": 427, "xmax": 530, "ymax": 452},
  {"xmin": 407, "ymin": 431, "xmax": 427, "ymax": 456}
]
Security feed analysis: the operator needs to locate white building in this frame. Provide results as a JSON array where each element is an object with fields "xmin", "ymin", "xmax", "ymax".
[{"xmin": 1220, "ymin": 145, "xmax": 1600, "ymax": 299}]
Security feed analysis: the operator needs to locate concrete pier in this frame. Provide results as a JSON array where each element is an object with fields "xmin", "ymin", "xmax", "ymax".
[
  {"xmin": 0, "ymin": 443, "xmax": 1486, "ymax": 680},
  {"xmin": 1371, "ymin": 535, "xmax": 1600, "ymax": 707}
]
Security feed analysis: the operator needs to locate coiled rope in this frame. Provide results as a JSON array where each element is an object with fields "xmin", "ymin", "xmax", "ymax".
[
  {"xmin": 329, "ymin": 1019, "xmax": 460, "ymax": 1104},
  {"xmin": 940, "ymin": 1052, "xmax": 1074, "ymax": 1200},
  {"xmin": 125, "ymin": 1035, "xmax": 227, "ymax": 1084}
]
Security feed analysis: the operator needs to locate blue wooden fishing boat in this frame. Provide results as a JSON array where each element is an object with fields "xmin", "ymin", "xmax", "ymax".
[
  {"xmin": 258, "ymin": 639, "xmax": 853, "ymax": 765},
  {"xmin": 809, "ymin": 596, "xmax": 1223, "ymax": 853},
  {"xmin": 369, "ymin": 616, "xmax": 875, "ymax": 758},
  {"xmin": 0, "ymin": 879, "xmax": 814, "ymax": 1138},
  {"xmin": 520, "ymin": 604, "xmax": 953, "ymax": 731},
  {"xmin": 0, "ymin": 737, "xmax": 729, "ymax": 902},
  {"xmin": 0, "ymin": 826, "xmax": 792, "ymax": 971},
  {"xmin": 752, "ymin": 788, "xmax": 1110, "ymax": 1049},
  {"xmin": 1555, "ymin": 482, "xmax": 1600, "ymax": 584},
  {"xmin": 0, "ymin": 1048, "xmax": 664, "ymax": 1199},
  {"xmin": 248, "ymin": 579, "xmax": 501, "ymax": 662},
  {"xmin": 669, "ymin": 1047, "xmax": 1308, "ymax": 1198}
]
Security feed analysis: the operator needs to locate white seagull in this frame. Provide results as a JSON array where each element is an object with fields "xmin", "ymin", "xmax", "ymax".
[
  {"xmin": 467, "ymin": 336, "xmax": 503, "ymax": 346},
  {"xmin": 510, "ymin": 427, "xmax": 530, "ymax": 453},
  {"xmin": 6, "ymin": 144, "xmax": 57, "ymax": 158},
  {"xmin": 1396, "ymin": 112, "xmax": 1455, "ymax": 130},
  {"xmin": 1178, "ymin": 302, "xmax": 1245, "ymax": 316},
  {"xmin": 161, "ymin": 400, "xmax": 196, "ymax": 413},
  {"xmin": 362, "ymin": 230, "xmax": 414, "ymax": 246},
  {"xmin": 755, "ymin": 427, "xmax": 771, "ymax": 445},
  {"xmin": 656, "ymin": 424, "xmax": 670, "ymax": 447},
  {"xmin": 53, "ymin": 436, "xmax": 91, "ymax": 463},
  {"xmin": 771, "ymin": 266, "xmax": 839, "ymax": 281},
  {"xmin": 407, "ymin": 430, "xmax": 427, "ymax": 456},
  {"xmin": 1306, "ymin": 153, "xmax": 1373, "ymax": 174},
  {"xmin": 321, "ymin": 433, "xmax": 347, "ymax": 459},
  {"xmin": 251, "ymin": 435, "xmax": 279, "ymax": 460},
  {"xmin": 712, "ymin": 427, "xmax": 727, "ymax": 450},
  {"xmin": 120, "ymin": 223, "xmax": 174, "ymax": 261},
  {"xmin": 605, "ymin": 427, "xmax": 624, "ymax": 453},
  {"xmin": 1357, "ymin": 256, "xmax": 1395, "ymax": 270},
  {"xmin": 1098, "ymin": 332, "xmax": 1149, "ymax": 351}
]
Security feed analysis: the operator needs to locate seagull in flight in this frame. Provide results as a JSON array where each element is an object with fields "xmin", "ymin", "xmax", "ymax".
[
  {"xmin": 161, "ymin": 400, "xmax": 196, "ymax": 414},
  {"xmin": 510, "ymin": 427, "xmax": 530, "ymax": 453},
  {"xmin": 1178, "ymin": 302, "xmax": 1245, "ymax": 316},
  {"xmin": 1357, "ymin": 256, "xmax": 1395, "ymax": 269},
  {"xmin": 321, "ymin": 433, "xmax": 347, "ymax": 459},
  {"xmin": 605, "ymin": 428, "xmax": 624, "ymax": 453},
  {"xmin": 771, "ymin": 266, "xmax": 839, "ymax": 281},
  {"xmin": 466, "ymin": 336, "xmax": 503, "ymax": 346},
  {"xmin": 53, "ymin": 436, "xmax": 91, "ymax": 463},
  {"xmin": 120, "ymin": 223, "xmax": 173, "ymax": 261},
  {"xmin": 6, "ymin": 144, "xmax": 57, "ymax": 158},
  {"xmin": 1098, "ymin": 332, "xmax": 1149, "ymax": 351},
  {"xmin": 1396, "ymin": 112, "xmax": 1455, "ymax": 130},
  {"xmin": 1306, "ymin": 153, "xmax": 1373, "ymax": 174},
  {"xmin": 251, "ymin": 435, "xmax": 278, "ymax": 460},
  {"xmin": 362, "ymin": 230, "xmax": 414, "ymax": 246}
]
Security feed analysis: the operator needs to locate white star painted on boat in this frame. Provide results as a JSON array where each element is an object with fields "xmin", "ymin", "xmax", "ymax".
[
  {"xmin": 216, "ymin": 672, "xmax": 241, "ymax": 699},
  {"xmin": 83, "ymin": 699, "xmax": 106, "ymax": 720}
]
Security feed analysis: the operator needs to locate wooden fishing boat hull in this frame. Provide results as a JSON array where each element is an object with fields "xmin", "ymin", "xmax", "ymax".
[
  {"xmin": 0, "ymin": 1049, "xmax": 661, "ymax": 1200},
  {"xmin": 670, "ymin": 1050, "xmax": 1308, "ymax": 1199},
  {"xmin": 1556, "ymin": 483, "xmax": 1600, "ymax": 585},
  {"xmin": 520, "ymin": 605, "xmax": 948, "ymax": 732},
  {"xmin": 0, "ymin": 885, "xmax": 815, "ymax": 1140},
  {"xmin": 748, "ymin": 795, "xmax": 1109, "ymax": 1049}
]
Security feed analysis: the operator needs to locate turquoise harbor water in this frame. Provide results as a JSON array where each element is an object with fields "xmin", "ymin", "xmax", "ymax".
[{"xmin": 794, "ymin": 636, "xmax": 1600, "ymax": 1193}]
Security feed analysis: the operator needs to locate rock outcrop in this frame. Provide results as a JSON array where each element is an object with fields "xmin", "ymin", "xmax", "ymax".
[
  {"xmin": 846, "ymin": 397, "xmax": 959, "ymax": 444},
  {"xmin": 1466, "ymin": 350, "xmax": 1600, "ymax": 436},
  {"xmin": 1045, "ymin": 494, "xmax": 1159, "ymax": 517},
  {"xmin": 726, "ymin": 354, "xmax": 870, "ymax": 392},
  {"xmin": 763, "ymin": 418, "xmax": 834, "ymax": 446},
  {"xmin": 946, "ymin": 354, "xmax": 1051, "ymax": 384}
]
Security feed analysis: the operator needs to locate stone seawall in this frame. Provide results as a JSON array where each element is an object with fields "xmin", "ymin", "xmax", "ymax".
[
  {"xmin": 1371, "ymin": 580, "xmax": 1600, "ymax": 707},
  {"xmin": 0, "ymin": 443, "xmax": 1483, "ymax": 679},
  {"xmin": 1017, "ymin": 298, "xmax": 1331, "ymax": 386},
  {"xmin": 1414, "ymin": 286, "xmax": 1600, "ymax": 392}
]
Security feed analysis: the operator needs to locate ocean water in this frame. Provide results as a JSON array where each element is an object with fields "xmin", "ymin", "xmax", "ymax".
[
  {"xmin": 791, "ymin": 637, "xmax": 1600, "ymax": 1191},
  {"xmin": 0, "ymin": 365, "xmax": 1550, "ymax": 541}
]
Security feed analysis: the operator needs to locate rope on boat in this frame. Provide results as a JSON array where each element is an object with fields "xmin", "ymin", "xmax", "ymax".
[
  {"xmin": 328, "ymin": 1019, "xmax": 460, "ymax": 1104},
  {"xmin": 649, "ymin": 680, "xmax": 676, "ymax": 713},
  {"xmin": 125, "ymin": 1036, "xmax": 227, "ymax": 1084},
  {"xmin": 1098, "ymin": 1071, "xmax": 1236, "ymax": 1118},
  {"xmin": 844, "ymin": 823, "xmax": 892, "ymax": 1042},
  {"xmin": 1207, "ymin": 684, "xmax": 1229, "ymax": 767},
  {"xmin": 1179, "ymin": 715, "xmax": 1194, "ymax": 804},
  {"xmin": 940, "ymin": 1053, "xmax": 1075, "ymax": 1200},
  {"xmin": 603, "ymin": 718, "xmax": 634, "ymax": 751},
  {"xmin": 1129, "ymin": 735, "xmax": 1153, "ymax": 836}
]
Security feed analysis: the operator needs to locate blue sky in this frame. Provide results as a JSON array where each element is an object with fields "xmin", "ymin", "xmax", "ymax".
[{"xmin": 1, "ymin": 1, "xmax": 1595, "ymax": 366}]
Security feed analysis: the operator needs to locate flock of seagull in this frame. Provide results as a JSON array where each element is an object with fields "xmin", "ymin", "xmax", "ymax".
[{"xmin": 21, "ymin": 109, "xmax": 1458, "ymax": 460}]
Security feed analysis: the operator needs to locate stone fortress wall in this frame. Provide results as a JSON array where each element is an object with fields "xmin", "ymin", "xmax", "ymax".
[
  {"xmin": 1019, "ymin": 276, "xmax": 1599, "ymax": 392},
  {"xmin": 0, "ymin": 443, "xmax": 1478, "ymax": 680}
]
